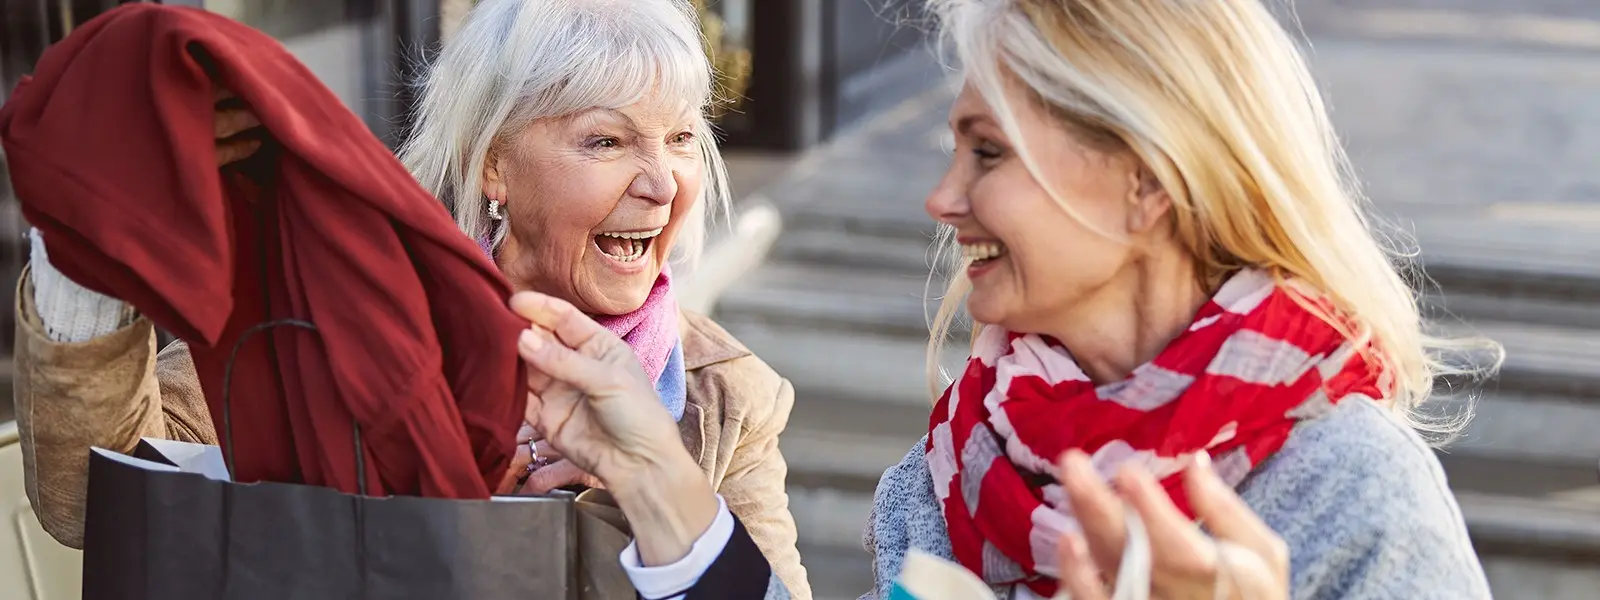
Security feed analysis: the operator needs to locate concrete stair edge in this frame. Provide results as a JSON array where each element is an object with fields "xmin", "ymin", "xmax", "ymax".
[
  {"xmin": 1458, "ymin": 492, "xmax": 1600, "ymax": 559},
  {"xmin": 763, "ymin": 227, "xmax": 1600, "ymax": 332}
]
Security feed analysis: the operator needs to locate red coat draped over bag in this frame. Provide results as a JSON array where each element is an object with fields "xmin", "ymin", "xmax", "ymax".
[{"xmin": 0, "ymin": 4, "xmax": 527, "ymax": 498}]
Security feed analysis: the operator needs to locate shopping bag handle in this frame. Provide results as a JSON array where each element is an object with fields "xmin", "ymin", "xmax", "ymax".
[{"xmin": 219, "ymin": 318, "xmax": 370, "ymax": 497}]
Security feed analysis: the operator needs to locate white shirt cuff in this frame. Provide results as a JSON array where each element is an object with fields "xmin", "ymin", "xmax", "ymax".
[
  {"xmin": 28, "ymin": 228, "xmax": 137, "ymax": 342},
  {"xmin": 619, "ymin": 494, "xmax": 735, "ymax": 600}
]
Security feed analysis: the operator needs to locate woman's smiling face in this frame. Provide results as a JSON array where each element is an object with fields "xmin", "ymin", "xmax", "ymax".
[
  {"xmin": 486, "ymin": 100, "xmax": 703, "ymax": 316},
  {"xmin": 925, "ymin": 79, "xmax": 1157, "ymax": 334}
]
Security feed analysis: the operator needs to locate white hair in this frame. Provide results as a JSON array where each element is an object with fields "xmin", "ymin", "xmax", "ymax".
[{"xmin": 399, "ymin": 0, "xmax": 730, "ymax": 267}]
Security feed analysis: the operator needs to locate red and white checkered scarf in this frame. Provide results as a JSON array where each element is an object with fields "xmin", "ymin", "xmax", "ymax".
[{"xmin": 926, "ymin": 269, "xmax": 1386, "ymax": 597}]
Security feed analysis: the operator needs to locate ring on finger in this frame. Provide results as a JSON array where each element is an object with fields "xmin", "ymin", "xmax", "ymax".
[
  {"xmin": 531, "ymin": 441, "xmax": 550, "ymax": 473},
  {"xmin": 526, "ymin": 440, "xmax": 557, "ymax": 473}
]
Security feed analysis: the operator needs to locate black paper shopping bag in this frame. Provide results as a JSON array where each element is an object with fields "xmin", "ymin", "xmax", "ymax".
[{"xmin": 81, "ymin": 438, "xmax": 580, "ymax": 600}]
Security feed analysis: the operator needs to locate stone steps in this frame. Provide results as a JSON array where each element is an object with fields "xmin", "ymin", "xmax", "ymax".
[
  {"xmin": 718, "ymin": 263, "xmax": 935, "ymax": 338},
  {"xmin": 721, "ymin": 260, "xmax": 1600, "ymax": 406},
  {"xmin": 769, "ymin": 219, "xmax": 1600, "ymax": 331}
]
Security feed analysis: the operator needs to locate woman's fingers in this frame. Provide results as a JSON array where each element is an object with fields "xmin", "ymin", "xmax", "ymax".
[
  {"xmin": 1056, "ymin": 451, "xmax": 1290, "ymax": 600},
  {"xmin": 517, "ymin": 327, "xmax": 611, "ymax": 391},
  {"xmin": 1185, "ymin": 453, "xmax": 1289, "ymax": 572},
  {"xmin": 511, "ymin": 434, "xmax": 533, "ymax": 467},
  {"xmin": 516, "ymin": 422, "xmax": 537, "ymax": 444},
  {"xmin": 1117, "ymin": 464, "xmax": 1215, "ymax": 578},
  {"xmin": 1058, "ymin": 533, "xmax": 1110, "ymax": 600},
  {"xmin": 518, "ymin": 459, "xmax": 604, "ymax": 495},
  {"xmin": 212, "ymin": 85, "xmax": 263, "ymax": 167},
  {"xmin": 215, "ymin": 138, "xmax": 262, "ymax": 167},
  {"xmin": 1213, "ymin": 539, "xmax": 1284, "ymax": 600},
  {"xmin": 524, "ymin": 344, "xmax": 554, "ymax": 394},
  {"xmin": 494, "ymin": 439, "xmax": 535, "ymax": 495},
  {"xmin": 510, "ymin": 292, "xmax": 609, "ymax": 350},
  {"xmin": 214, "ymin": 106, "xmax": 261, "ymax": 140},
  {"xmin": 493, "ymin": 426, "xmax": 536, "ymax": 496},
  {"xmin": 1059, "ymin": 450, "xmax": 1128, "ymax": 574},
  {"xmin": 534, "ymin": 440, "xmax": 562, "ymax": 461}
]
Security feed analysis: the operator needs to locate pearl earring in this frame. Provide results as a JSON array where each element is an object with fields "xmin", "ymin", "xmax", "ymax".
[{"xmin": 487, "ymin": 199, "xmax": 504, "ymax": 221}]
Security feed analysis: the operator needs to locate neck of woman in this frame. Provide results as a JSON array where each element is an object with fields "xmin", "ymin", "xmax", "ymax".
[{"xmin": 1043, "ymin": 251, "xmax": 1210, "ymax": 385}]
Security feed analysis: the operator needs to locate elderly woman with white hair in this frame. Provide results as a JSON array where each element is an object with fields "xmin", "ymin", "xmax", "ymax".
[
  {"xmin": 494, "ymin": 0, "xmax": 1500, "ymax": 599},
  {"xmin": 11, "ymin": 0, "xmax": 809, "ymax": 596}
]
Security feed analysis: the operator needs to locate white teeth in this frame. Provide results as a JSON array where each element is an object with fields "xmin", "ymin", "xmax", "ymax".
[
  {"xmin": 597, "ymin": 228, "xmax": 660, "ymax": 262},
  {"xmin": 599, "ymin": 238, "xmax": 648, "ymax": 262},
  {"xmin": 597, "ymin": 227, "xmax": 663, "ymax": 240},
  {"xmin": 961, "ymin": 242, "xmax": 1005, "ymax": 261}
]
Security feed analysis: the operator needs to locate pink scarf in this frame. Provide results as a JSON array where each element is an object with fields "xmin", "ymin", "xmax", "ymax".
[
  {"xmin": 593, "ymin": 266, "xmax": 679, "ymax": 383},
  {"xmin": 480, "ymin": 235, "xmax": 678, "ymax": 382}
]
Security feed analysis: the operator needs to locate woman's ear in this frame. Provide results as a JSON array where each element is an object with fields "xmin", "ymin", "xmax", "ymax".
[
  {"xmin": 1125, "ymin": 164, "xmax": 1173, "ymax": 234},
  {"xmin": 481, "ymin": 152, "xmax": 505, "ymax": 202}
]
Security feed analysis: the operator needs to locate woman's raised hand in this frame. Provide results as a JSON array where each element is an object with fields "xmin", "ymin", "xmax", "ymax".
[
  {"xmin": 509, "ymin": 291, "xmax": 687, "ymax": 485},
  {"xmin": 1055, "ymin": 451, "xmax": 1290, "ymax": 600},
  {"xmin": 510, "ymin": 291, "xmax": 719, "ymax": 566},
  {"xmin": 213, "ymin": 85, "xmax": 262, "ymax": 167}
]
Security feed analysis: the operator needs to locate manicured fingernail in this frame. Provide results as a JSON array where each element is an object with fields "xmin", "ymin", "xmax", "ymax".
[{"xmin": 1194, "ymin": 450, "xmax": 1214, "ymax": 473}]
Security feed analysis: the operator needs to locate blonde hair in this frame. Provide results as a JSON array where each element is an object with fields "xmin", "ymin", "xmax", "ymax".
[
  {"xmin": 398, "ymin": 0, "xmax": 731, "ymax": 267},
  {"xmin": 924, "ymin": 0, "xmax": 1499, "ymax": 436}
]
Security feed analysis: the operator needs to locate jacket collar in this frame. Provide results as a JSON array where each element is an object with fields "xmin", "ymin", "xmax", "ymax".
[{"xmin": 678, "ymin": 311, "xmax": 750, "ymax": 371}]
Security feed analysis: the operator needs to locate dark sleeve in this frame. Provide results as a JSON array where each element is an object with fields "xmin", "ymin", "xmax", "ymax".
[{"xmin": 678, "ymin": 515, "xmax": 777, "ymax": 600}]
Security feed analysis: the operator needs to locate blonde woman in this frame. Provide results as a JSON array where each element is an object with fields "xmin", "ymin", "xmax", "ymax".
[
  {"xmin": 501, "ymin": 0, "xmax": 1496, "ymax": 598},
  {"xmin": 862, "ymin": 0, "xmax": 1494, "ymax": 597}
]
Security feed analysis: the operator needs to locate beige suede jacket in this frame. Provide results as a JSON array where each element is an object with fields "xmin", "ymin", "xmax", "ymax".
[{"xmin": 12, "ymin": 267, "xmax": 810, "ymax": 598}]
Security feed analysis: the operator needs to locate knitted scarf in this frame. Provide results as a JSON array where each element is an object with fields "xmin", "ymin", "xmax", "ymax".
[
  {"xmin": 596, "ymin": 266, "xmax": 686, "ymax": 421},
  {"xmin": 925, "ymin": 269, "xmax": 1385, "ymax": 597}
]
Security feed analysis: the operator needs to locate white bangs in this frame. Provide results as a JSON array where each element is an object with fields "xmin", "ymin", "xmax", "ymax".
[{"xmin": 504, "ymin": 2, "xmax": 713, "ymax": 123}]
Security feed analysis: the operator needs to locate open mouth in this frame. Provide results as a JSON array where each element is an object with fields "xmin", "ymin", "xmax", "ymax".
[
  {"xmin": 961, "ymin": 241, "xmax": 1008, "ymax": 267},
  {"xmin": 595, "ymin": 227, "xmax": 663, "ymax": 263}
]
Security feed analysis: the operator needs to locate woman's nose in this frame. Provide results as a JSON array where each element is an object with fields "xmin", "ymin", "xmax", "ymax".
[
  {"xmin": 628, "ymin": 158, "xmax": 678, "ymax": 206},
  {"xmin": 925, "ymin": 169, "xmax": 970, "ymax": 226}
]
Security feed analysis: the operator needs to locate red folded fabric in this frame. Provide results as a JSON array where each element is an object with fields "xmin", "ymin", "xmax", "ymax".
[{"xmin": 1, "ymin": 4, "xmax": 526, "ymax": 498}]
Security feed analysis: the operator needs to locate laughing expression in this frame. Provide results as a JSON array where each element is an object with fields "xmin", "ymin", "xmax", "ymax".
[{"xmin": 486, "ymin": 101, "xmax": 703, "ymax": 316}]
